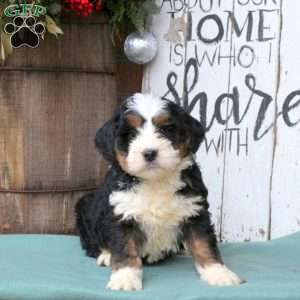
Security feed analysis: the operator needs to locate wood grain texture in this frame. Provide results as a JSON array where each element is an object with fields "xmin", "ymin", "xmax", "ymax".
[
  {"xmin": 192, "ymin": 1, "xmax": 234, "ymax": 241},
  {"xmin": 116, "ymin": 43, "xmax": 143, "ymax": 100},
  {"xmin": 2, "ymin": 15, "xmax": 115, "ymax": 73},
  {"xmin": 270, "ymin": 1, "xmax": 300, "ymax": 238},
  {"xmin": 0, "ymin": 71, "xmax": 116, "ymax": 191},
  {"xmin": 0, "ymin": 14, "xmax": 117, "ymax": 233},
  {"xmin": 0, "ymin": 191, "xmax": 87, "ymax": 233},
  {"xmin": 220, "ymin": 1, "xmax": 281, "ymax": 242}
]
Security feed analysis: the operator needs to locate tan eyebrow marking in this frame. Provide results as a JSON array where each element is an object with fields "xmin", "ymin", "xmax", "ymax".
[
  {"xmin": 126, "ymin": 113, "xmax": 145, "ymax": 128},
  {"xmin": 152, "ymin": 113, "xmax": 171, "ymax": 126}
]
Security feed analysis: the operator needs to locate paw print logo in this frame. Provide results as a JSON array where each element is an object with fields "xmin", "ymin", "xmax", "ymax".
[{"xmin": 4, "ymin": 16, "xmax": 45, "ymax": 48}]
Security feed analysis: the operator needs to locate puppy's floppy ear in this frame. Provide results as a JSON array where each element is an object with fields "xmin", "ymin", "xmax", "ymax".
[
  {"xmin": 95, "ymin": 111, "xmax": 120, "ymax": 163},
  {"xmin": 183, "ymin": 111, "xmax": 205, "ymax": 153}
]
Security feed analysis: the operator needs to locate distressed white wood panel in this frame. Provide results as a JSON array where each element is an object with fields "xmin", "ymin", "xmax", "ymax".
[
  {"xmin": 270, "ymin": 1, "xmax": 300, "ymax": 238},
  {"xmin": 221, "ymin": 1, "xmax": 281, "ymax": 241},
  {"xmin": 184, "ymin": 1, "xmax": 234, "ymax": 238},
  {"xmin": 143, "ymin": 0, "xmax": 300, "ymax": 241}
]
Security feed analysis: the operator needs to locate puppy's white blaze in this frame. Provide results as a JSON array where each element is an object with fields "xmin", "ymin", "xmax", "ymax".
[
  {"xmin": 106, "ymin": 267, "xmax": 143, "ymax": 291},
  {"xmin": 109, "ymin": 160, "xmax": 204, "ymax": 263},
  {"xmin": 127, "ymin": 93, "xmax": 166, "ymax": 121},
  {"xmin": 125, "ymin": 93, "xmax": 182, "ymax": 179},
  {"xmin": 196, "ymin": 263, "xmax": 243, "ymax": 286},
  {"xmin": 96, "ymin": 250, "xmax": 111, "ymax": 266},
  {"xmin": 127, "ymin": 118, "xmax": 184, "ymax": 179}
]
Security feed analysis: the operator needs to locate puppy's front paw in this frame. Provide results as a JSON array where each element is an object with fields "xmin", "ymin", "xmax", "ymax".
[
  {"xmin": 96, "ymin": 250, "xmax": 111, "ymax": 266},
  {"xmin": 197, "ymin": 263, "xmax": 243, "ymax": 286},
  {"xmin": 106, "ymin": 267, "xmax": 143, "ymax": 291}
]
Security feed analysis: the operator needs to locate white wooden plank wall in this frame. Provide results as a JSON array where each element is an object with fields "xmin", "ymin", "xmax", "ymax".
[{"xmin": 143, "ymin": 0, "xmax": 300, "ymax": 241}]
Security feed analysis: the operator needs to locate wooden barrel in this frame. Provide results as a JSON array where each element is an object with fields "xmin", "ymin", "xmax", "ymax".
[{"xmin": 0, "ymin": 15, "xmax": 117, "ymax": 233}]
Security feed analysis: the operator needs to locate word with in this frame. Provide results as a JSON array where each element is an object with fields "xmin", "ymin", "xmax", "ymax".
[{"xmin": 204, "ymin": 127, "xmax": 249, "ymax": 155}]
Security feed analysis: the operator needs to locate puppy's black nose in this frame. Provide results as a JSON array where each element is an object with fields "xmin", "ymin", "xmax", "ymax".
[{"xmin": 143, "ymin": 149, "xmax": 158, "ymax": 162}]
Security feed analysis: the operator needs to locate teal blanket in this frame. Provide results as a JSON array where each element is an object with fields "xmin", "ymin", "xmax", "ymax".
[{"xmin": 0, "ymin": 233, "xmax": 299, "ymax": 300}]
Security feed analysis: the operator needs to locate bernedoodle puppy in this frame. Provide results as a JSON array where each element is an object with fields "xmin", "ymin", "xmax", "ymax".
[{"xmin": 75, "ymin": 93, "xmax": 243, "ymax": 291}]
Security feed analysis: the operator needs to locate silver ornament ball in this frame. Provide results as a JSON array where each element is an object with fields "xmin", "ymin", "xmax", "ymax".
[{"xmin": 124, "ymin": 31, "xmax": 158, "ymax": 64}]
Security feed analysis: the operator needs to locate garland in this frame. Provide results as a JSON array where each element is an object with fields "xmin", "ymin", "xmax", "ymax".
[{"xmin": 0, "ymin": 0, "xmax": 159, "ymax": 61}]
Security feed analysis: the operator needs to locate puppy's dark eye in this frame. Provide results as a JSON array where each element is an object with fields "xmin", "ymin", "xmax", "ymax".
[
  {"xmin": 127, "ymin": 130, "xmax": 136, "ymax": 140},
  {"xmin": 120, "ymin": 127, "xmax": 136, "ymax": 141},
  {"xmin": 159, "ymin": 123, "xmax": 176, "ymax": 134}
]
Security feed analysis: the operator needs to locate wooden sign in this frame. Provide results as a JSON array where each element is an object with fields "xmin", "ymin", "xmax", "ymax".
[{"xmin": 143, "ymin": 0, "xmax": 300, "ymax": 241}]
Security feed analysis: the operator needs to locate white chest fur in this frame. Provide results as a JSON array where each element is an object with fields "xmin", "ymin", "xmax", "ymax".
[{"xmin": 109, "ymin": 167, "xmax": 203, "ymax": 263}]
